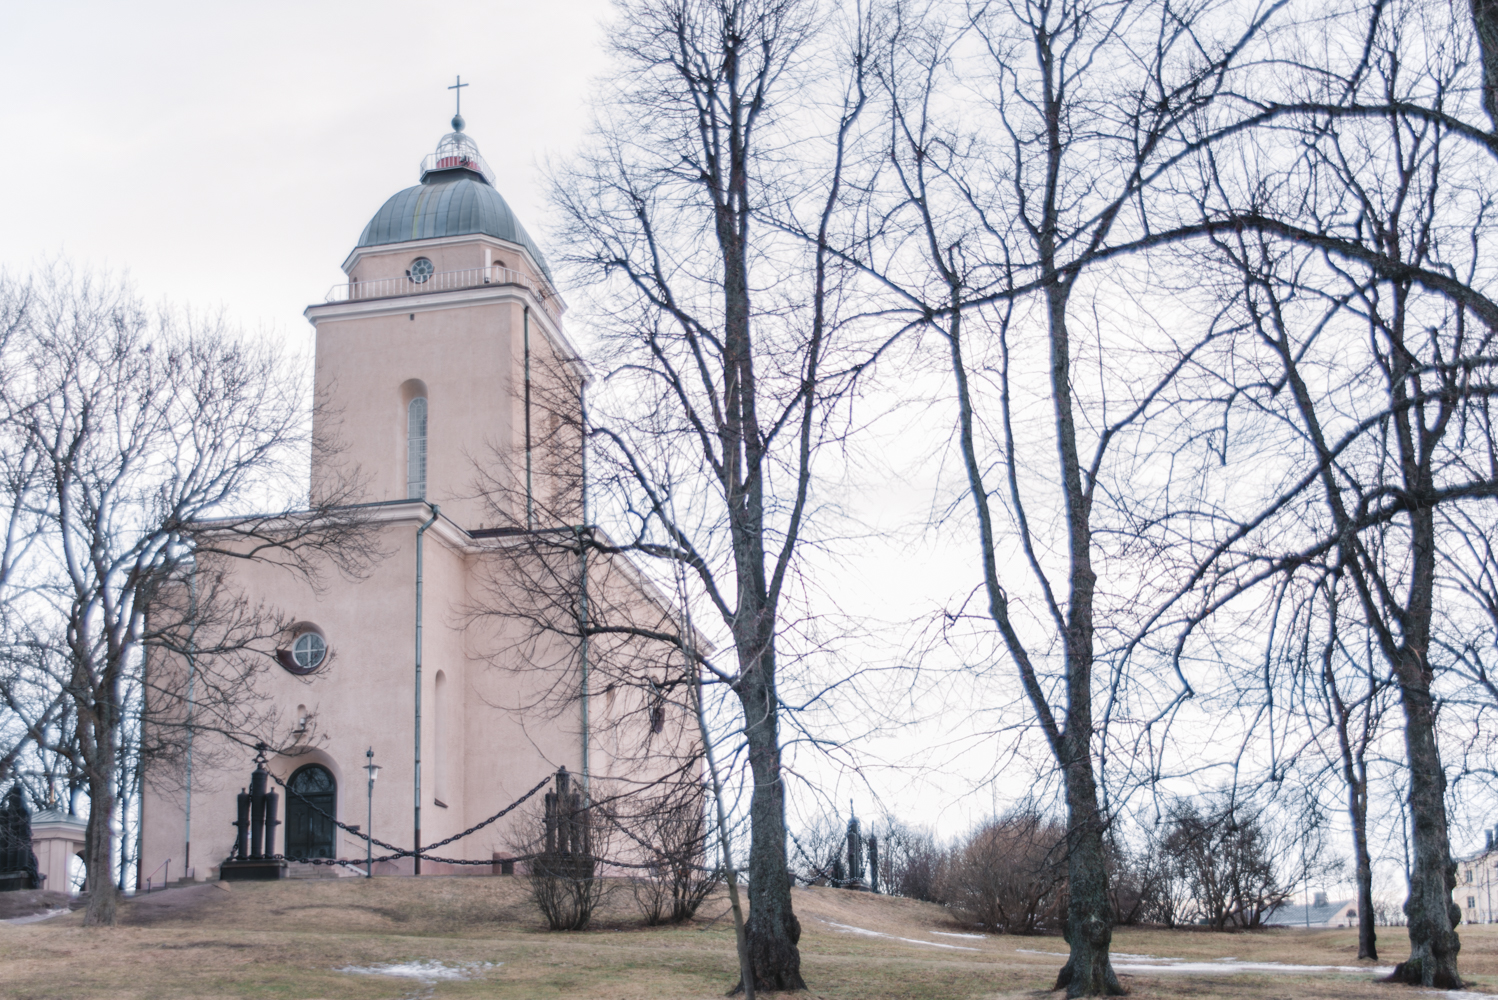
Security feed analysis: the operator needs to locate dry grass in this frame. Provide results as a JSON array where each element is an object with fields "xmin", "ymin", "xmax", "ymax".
[{"xmin": 0, "ymin": 877, "xmax": 1494, "ymax": 1000}]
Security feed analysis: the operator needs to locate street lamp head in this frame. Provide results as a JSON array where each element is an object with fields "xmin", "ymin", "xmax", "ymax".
[{"xmin": 364, "ymin": 746, "xmax": 380, "ymax": 782}]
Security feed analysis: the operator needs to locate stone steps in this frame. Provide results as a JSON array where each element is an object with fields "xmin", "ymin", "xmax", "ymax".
[{"xmin": 285, "ymin": 862, "xmax": 345, "ymax": 879}]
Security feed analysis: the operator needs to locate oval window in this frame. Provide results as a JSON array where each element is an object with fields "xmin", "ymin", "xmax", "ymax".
[
  {"xmin": 409, "ymin": 257, "xmax": 435, "ymax": 283},
  {"xmin": 293, "ymin": 632, "xmax": 327, "ymax": 670}
]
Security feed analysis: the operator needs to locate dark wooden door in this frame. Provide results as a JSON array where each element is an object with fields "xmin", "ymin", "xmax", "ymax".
[{"xmin": 284, "ymin": 765, "xmax": 336, "ymax": 859}]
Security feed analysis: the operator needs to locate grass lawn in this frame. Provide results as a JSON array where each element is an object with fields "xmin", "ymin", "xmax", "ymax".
[{"xmin": 2, "ymin": 876, "xmax": 1494, "ymax": 999}]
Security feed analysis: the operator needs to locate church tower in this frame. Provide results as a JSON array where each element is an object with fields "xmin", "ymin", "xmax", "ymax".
[{"xmin": 306, "ymin": 112, "xmax": 580, "ymax": 529}]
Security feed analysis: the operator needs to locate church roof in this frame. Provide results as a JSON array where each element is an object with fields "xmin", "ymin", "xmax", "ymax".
[{"xmin": 356, "ymin": 124, "xmax": 554, "ymax": 282}]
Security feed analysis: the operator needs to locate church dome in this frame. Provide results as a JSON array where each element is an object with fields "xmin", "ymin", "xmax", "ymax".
[{"xmin": 357, "ymin": 123, "xmax": 553, "ymax": 281}]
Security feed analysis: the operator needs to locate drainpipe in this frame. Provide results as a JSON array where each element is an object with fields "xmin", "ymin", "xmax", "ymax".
[
  {"xmin": 578, "ymin": 535, "xmax": 590, "ymax": 801},
  {"xmin": 524, "ymin": 306, "xmax": 533, "ymax": 531},
  {"xmin": 578, "ymin": 380, "xmax": 590, "ymax": 799},
  {"xmin": 413, "ymin": 502, "xmax": 440, "ymax": 876},
  {"xmin": 183, "ymin": 562, "xmax": 198, "ymax": 877}
]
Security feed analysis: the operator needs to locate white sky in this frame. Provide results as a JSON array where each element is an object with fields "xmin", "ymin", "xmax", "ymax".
[
  {"xmin": 0, "ymin": 2, "xmax": 1458, "ymax": 888},
  {"xmin": 0, "ymin": 0, "xmax": 613, "ymax": 343},
  {"xmin": 0, "ymin": 0, "xmax": 986, "ymax": 830}
]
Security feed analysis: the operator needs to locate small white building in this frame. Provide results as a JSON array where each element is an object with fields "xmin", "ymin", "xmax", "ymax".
[
  {"xmin": 1455, "ymin": 829, "xmax": 1498, "ymax": 924},
  {"xmin": 30, "ymin": 807, "xmax": 86, "ymax": 895},
  {"xmin": 1265, "ymin": 892, "xmax": 1359, "ymax": 928}
]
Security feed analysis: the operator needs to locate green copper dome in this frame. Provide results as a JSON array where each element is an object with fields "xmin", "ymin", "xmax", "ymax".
[{"xmin": 357, "ymin": 130, "xmax": 553, "ymax": 282}]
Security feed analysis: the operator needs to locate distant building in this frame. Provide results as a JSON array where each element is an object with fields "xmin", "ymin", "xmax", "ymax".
[
  {"xmin": 1454, "ymin": 826, "xmax": 1498, "ymax": 924},
  {"xmin": 1264, "ymin": 891, "xmax": 1359, "ymax": 928}
]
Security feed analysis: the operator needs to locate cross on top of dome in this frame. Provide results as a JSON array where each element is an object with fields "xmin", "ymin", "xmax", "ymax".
[
  {"xmin": 421, "ymin": 75, "xmax": 494, "ymax": 185},
  {"xmin": 448, "ymin": 74, "xmax": 468, "ymax": 133}
]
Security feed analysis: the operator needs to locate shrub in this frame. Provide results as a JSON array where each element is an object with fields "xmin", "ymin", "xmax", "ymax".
[
  {"xmin": 940, "ymin": 809, "xmax": 1067, "ymax": 934},
  {"xmin": 623, "ymin": 790, "xmax": 721, "ymax": 925}
]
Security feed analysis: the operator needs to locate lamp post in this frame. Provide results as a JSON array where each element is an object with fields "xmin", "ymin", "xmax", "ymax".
[{"xmin": 363, "ymin": 747, "xmax": 380, "ymax": 878}]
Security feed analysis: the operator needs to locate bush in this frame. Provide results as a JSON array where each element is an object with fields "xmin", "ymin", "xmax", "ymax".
[
  {"xmin": 514, "ymin": 770, "xmax": 610, "ymax": 931},
  {"xmin": 527, "ymin": 854, "xmax": 607, "ymax": 931},
  {"xmin": 1154, "ymin": 796, "xmax": 1293, "ymax": 929},
  {"xmin": 940, "ymin": 809, "xmax": 1067, "ymax": 934},
  {"xmin": 875, "ymin": 820, "xmax": 946, "ymax": 902},
  {"xmin": 623, "ymin": 790, "xmax": 721, "ymax": 925}
]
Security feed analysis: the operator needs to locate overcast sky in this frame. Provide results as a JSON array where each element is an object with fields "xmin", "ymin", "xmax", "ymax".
[
  {"xmin": 0, "ymin": 0, "xmax": 989, "ymax": 829},
  {"xmin": 0, "ymin": 0, "xmax": 613, "ymax": 343},
  {"xmin": 0, "ymin": 3, "xmax": 1442, "ymax": 880}
]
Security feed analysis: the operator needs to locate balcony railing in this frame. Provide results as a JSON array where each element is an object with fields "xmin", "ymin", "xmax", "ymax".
[
  {"xmin": 324, "ymin": 266, "xmax": 563, "ymax": 322},
  {"xmin": 420, "ymin": 150, "xmax": 495, "ymax": 184}
]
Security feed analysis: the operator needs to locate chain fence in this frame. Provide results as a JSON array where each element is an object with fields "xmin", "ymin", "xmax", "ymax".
[{"xmin": 253, "ymin": 768, "xmax": 723, "ymax": 875}]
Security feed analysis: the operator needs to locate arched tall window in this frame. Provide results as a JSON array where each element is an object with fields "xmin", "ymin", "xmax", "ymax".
[{"xmin": 407, "ymin": 396, "xmax": 428, "ymax": 499}]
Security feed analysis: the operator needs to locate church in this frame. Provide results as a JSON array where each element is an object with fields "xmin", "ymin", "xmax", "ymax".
[{"xmin": 138, "ymin": 109, "xmax": 686, "ymax": 881}]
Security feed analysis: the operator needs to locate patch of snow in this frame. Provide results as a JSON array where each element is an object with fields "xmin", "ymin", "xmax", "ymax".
[
  {"xmin": 337, "ymin": 960, "xmax": 498, "ymax": 983},
  {"xmin": 1017, "ymin": 948, "xmax": 1395, "ymax": 978},
  {"xmin": 822, "ymin": 920, "xmax": 980, "ymax": 952},
  {"xmin": 1113, "ymin": 959, "xmax": 1395, "ymax": 976},
  {"xmin": 932, "ymin": 931, "xmax": 986, "ymax": 940},
  {"xmin": 893, "ymin": 937, "xmax": 980, "ymax": 952},
  {"xmin": 825, "ymin": 921, "xmax": 884, "ymax": 938},
  {"xmin": 2, "ymin": 908, "xmax": 70, "ymax": 925}
]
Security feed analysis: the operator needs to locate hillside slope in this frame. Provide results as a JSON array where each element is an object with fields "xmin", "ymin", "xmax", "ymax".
[{"xmin": 1, "ymin": 876, "xmax": 1492, "ymax": 999}]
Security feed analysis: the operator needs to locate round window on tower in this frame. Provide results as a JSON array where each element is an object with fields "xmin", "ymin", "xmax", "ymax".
[
  {"xmin": 408, "ymin": 257, "xmax": 435, "ymax": 283},
  {"xmin": 293, "ymin": 632, "xmax": 326, "ymax": 670},
  {"xmin": 278, "ymin": 624, "xmax": 328, "ymax": 675}
]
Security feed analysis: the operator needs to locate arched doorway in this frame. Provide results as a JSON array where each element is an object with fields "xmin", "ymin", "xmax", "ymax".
[{"xmin": 284, "ymin": 764, "xmax": 336, "ymax": 860}]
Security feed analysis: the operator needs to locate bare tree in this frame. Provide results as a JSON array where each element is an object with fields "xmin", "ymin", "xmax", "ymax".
[
  {"xmin": 861, "ymin": 0, "xmax": 1282, "ymax": 991},
  {"xmin": 0, "ymin": 267, "xmax": 371, "ymax": 925},
  {"xmin": 1103, "ymin": 831, "xmax": 1169, "ymax": 927},
  {"xmin": 543, "ymin": 0, "xmax": 875, "ymax": 989},
  {"xmin": 1281, "ymin": 568, "xmax": 1391, "ymax": 958},
  {"xmin": 0, "ymin": 270, "xmax": 47, "ymax": 789},
  {"xmin": 873, "ymin": 817, "xmax": 945, "ymax": 902},
  {"xmin": 1189, "ymin": 26, "xmax": 1498, "ymax": 966},
  {"xmin": 1130, "ymin": 826, "xmax": 1192, "ymax": 928}
]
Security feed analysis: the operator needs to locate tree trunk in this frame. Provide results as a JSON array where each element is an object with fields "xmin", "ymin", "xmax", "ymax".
[
  {"xmin": 1472, "ymin": 0, "xmax": 1498, "ymax": 129},
  {"xmin": 734, "ymin": 632, "xmax": 804, "ymax": 993},
  {"xmin": 1381, "ymin": 335, "xmax": 1462, "ymax": 987},
  {"xmin": 82, "ymin": 768, "xmax": 118, "ymax": 926},
  {"xmin": 1053, "ymin": 749, "xmax": 1123, "ymax": 996},
  {"xmin": 1044, "ymin": 270, "xmax": 1123, "ymax": 997},
  {"xmin": 1386, "ymin": 659, "xmax": 1462, "ymax": 987},
  {"xmin": 76, "ymin": 638, "xmax": 122, "ymax": 926},
  {"xmin": 1348, "ymin": 768, "xmax": 1378, "ymax": 960}
]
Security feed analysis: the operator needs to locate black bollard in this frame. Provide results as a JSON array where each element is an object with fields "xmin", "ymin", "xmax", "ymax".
[
  {"xmin": 249, "ymin": 767, "xmax": 268, "ymax": 859},
  {"xmin": 234, "ymin": 789, "xmax": 251, "ymax": 859},
  {"xmin": 264, "ymin": 791, "xmax": 280, "ymax": 858}
]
